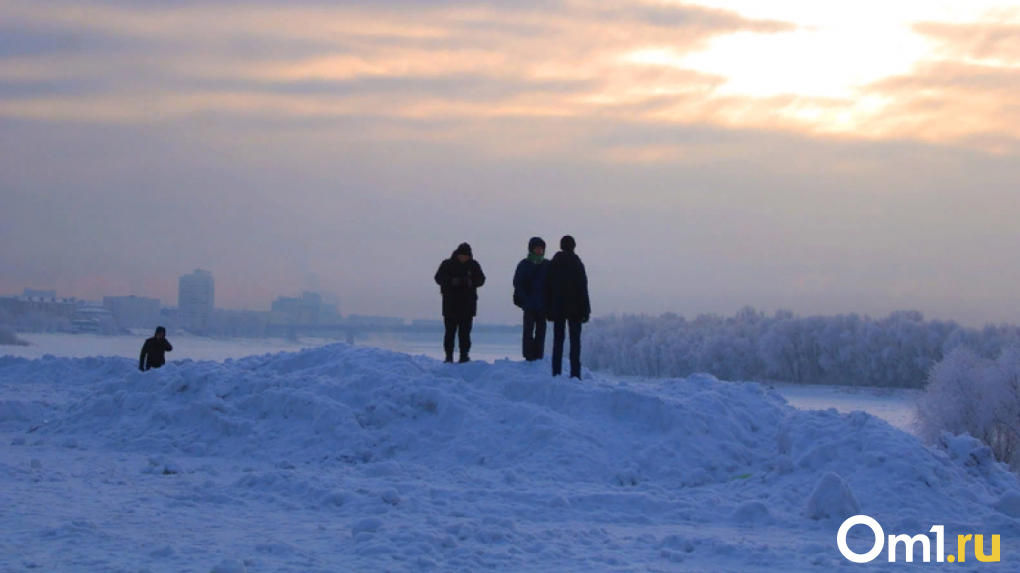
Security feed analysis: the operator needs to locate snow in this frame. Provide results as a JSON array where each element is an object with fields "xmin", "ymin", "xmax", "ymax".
[
  {"xmin": 1, "ymin": 343, "xmax": 1019, "ymax": 571},
  {"xmin": 210, "ymin": 559, "xmax": 247, "ymax": 573},
  {"xmin": 0, "ymin": 333, "xmax": 923, "ymax": 434},
  {"xmin": 3, "ymin": 332, "xmax": 522, "ymax": 364},
  {"xmin": 805, "ymin": 472, "xmax": 861, "ymax": 521},
  {"xmin": 995, "ymin": 491, "xmax": 1020, "ymax": 518}
]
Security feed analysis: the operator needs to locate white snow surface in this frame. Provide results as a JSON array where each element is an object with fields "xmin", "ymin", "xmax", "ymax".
[{"xmin": 2, "ymin": 343, "xmax": 1019, "ymax": 572}]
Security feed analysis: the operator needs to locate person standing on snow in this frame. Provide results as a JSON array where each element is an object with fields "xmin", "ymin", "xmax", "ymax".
[
  {"xmin": 435, "ymin": 242, "xmax": 486, "ymax": 363},
  {"xmin": 513, "ymin": 237, "xmax": 550, "ymax": 361},
  {"xmin": 546, "ymin": 235, "xmax": 591, "ymax": 379},
  {"xmin": 139, "ymin": 326, "xmax": 173, "ymax": 371}
]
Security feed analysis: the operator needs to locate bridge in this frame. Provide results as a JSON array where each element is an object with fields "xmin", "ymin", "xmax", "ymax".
[{"xmin": 264, "ymin": 322, "xmax": 521, "ymax": 345}]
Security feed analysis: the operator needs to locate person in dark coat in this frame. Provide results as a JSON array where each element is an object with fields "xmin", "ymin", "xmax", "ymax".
[
  {"xmin": 545, "ymin": 235, "xmax": 590, "ymax": 379},
  {"xmin": 513, "ymin": 237, "xmax": 550, "ymax": 361},
  {"xmin": 434, "ymin": 243, "xmax": 486, "ymax": 363},
  {"xmin": 139, "ymin": 326, "xmax": 173, "ymax": 371}
]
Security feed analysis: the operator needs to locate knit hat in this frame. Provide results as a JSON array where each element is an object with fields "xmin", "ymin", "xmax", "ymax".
[
  {"xmin": 455, "ymin": 243, "xmax": 473, "ymax": 258},
  {"xmin": 560, "ymin": 235, "xmax": 576, "ymax": 252},
  {"xmin": 528, "ymin": 237, "xmax": 546, "ymax": 254},
  {"xmin": 155, "ymin": 326, "xmax": 166, "ymax": 336}
]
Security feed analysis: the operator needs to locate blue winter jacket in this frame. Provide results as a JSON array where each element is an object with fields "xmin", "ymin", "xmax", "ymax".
[{"xmin": 513, "ymin": 258, "xmax": 550, "ymax": 312}]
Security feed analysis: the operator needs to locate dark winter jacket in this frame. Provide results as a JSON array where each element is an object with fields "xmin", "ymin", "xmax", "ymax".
[
  {"xmin": 139, "ymin": 333, "xmax": 172, "ymax": 371},
  {"xmin": 435, "ymin": 254, "xmax": 486, "ymax": 319},
  {"xmin": 545, "ymin": 251, "xmax": 591, "ymax": 321},
  {"xmin": 513, "ymin": 258, "xmax": 550, "ymax": 312}
]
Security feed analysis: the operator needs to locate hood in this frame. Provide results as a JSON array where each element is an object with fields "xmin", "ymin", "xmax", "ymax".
[{"xmin": 454, "ymin": 242, "xmax": 473, "ymax": 258}]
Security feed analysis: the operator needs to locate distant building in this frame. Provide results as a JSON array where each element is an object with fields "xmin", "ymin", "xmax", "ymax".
[
  {"xmin": 209, "ymin": 309, "xmax": 271, "ymax": 338},
  {"xmin": 411, "ymin": 319, "xmax": 444, "ymax": 327},
  {"xmin": 348, "ymin": 314, "xmax": 404, "ymax": 326},
  {"xmin": 103, "ymin": 295, "xmax": 161, "ymax": 329},
  {"xmin": 23, "ymin": 288, "xmax": 57, "ymax": 300},
  {"xmin": 0, "ymin": 295, "xmax": 77, "ymax": 331},
  {"xmin": 178, "ymin": 270, "xmax": 215, "ymax": 333},
  {"xmin": 320, "ymin": 303, "xmax": 342, "ymax": 324},
  {"xmin": 270, "ymin": 291, "xmax": 324, "ymax": 325},
  {"xmin": 72, "ymin": 304, "xmax": 115, "ymax": 334},
  {"xmin": 159, "ymin": 307, "xmax": 179, "ymax": 331}
]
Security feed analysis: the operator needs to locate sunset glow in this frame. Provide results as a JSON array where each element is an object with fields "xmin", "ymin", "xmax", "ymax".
[
  {"xmin": 3, "ymin": 0, "xmax": 1020, "ymax": 325},
  {"xmin": 1, "ymin": 0, "xmax": 1017, "ymax": 147}
]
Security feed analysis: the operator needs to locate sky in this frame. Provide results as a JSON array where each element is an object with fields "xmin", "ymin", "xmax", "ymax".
[{"xmin": 2, "ymin": 0, "xmax": 1019, "ymax": 326}]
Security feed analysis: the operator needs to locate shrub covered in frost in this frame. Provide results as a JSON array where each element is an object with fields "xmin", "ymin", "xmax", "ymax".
[{"xmin": 915, "ymin": 346, "xmax": 1020, "ymax": 471}]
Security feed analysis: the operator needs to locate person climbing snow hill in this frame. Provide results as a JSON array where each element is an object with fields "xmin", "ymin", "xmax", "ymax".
[{"xmin": 139, "ymin": 326, "xmax": 173, "ymax": 371}]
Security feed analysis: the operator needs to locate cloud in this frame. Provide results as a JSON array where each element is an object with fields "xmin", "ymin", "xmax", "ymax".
[
  {"xmin": 0, "ymin": 0, "xmax": 792, "ymax": 126},
  {"xmin": 862, "ymin": 60, "xmax": 1020, "ymax": 150},
  {"xmin": 914, "ymin": 18, "xmax": 1020, "ymax": 63},
  {"xmin": 0, "ymin": 24, "xmax": 125, "ymax": 58},
  {"xmin": 3, "ymin": 0, "xmax": 1020, "ymax": 325}
]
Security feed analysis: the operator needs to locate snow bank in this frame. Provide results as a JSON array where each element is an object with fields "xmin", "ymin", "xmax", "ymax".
[{"xmin": 2, "ymin": 343, "xmax": 1019, "ymax": 571}]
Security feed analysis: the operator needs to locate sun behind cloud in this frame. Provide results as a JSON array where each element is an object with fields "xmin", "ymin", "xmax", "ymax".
[{"xmin": 0, "ymin": 0, "xmax": 1018, "ymax": 153}]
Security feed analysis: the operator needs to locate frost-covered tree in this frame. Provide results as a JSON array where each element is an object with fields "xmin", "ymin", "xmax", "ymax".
[
  {"xmin": 582, "ymin": 308, "xmax": 1018, "ymax": 388},
  {"xmin": 915, "ymin": 347, "xmax": 1020, "ymax": 471}
]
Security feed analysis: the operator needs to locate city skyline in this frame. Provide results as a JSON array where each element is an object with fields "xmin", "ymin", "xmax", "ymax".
[{"xmin": 3, "ymin": 1, "xmax": 1020, "ymax": 327}]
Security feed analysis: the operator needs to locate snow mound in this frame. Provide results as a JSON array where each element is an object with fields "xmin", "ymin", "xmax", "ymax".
[
  {"xmin": 995, "ymin": 490, "xmax": 1020, "ymax": 518},
  {"xmin": 9, "ymin": 345, "xmax": 1019, "ymax": 510},
  {"xmin": 210, "ymin": 559, "xmax": 246, "ymax": 573},
  {"xmin": 0, "ymin": 400, "xmax": 47, "ymax": 424},
  {"xmin": 3, "ymin": 343, "xmax": 1019, "ymax": 571},
  {"xmin": 731, "ymin": 500, "xmax": 775, "ymax": 525},
  {"xmin": 32, "ymin": 345, "xmax": 795, "ymax": 488},
  {"xmin": 805, "ymin": 472, "xmax": 860, "ymax": 521}
]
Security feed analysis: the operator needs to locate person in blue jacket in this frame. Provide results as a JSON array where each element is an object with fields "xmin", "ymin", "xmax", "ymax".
[{"xmin": 513, "ymin": 237, "xmax": 551, "ymax": 361}]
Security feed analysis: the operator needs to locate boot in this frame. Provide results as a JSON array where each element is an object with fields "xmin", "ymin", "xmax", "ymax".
[
  {"xmin": 458, "ymin": 352, "xmax": 470, "ymax": 364},
  {"xmin": 444, "ymin": 350, "xmax": 454, "ymax": 364}
]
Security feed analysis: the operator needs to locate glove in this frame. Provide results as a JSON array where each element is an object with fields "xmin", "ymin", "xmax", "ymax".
[
  {"xmin": 451, "ymin": 278, "xmax": 461, "ymax": 286},
  {"xmin": 582, "ymin": 315, "xmax": 590, "ymax": 324}
]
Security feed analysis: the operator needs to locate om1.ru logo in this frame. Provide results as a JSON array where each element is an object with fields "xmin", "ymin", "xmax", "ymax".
[{"xmin": 838, "ymin": 515, "xmax": 1000, "ymax": 564}]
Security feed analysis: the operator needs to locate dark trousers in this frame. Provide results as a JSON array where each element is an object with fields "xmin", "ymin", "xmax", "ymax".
[
  {"xmin": 444, "ymin": 316, "xmax": 473, "ymax": 360},
  {"xmin": 552, "ymin": 317, "xmax": 583, "ymax": 378},
  {"xmin": 522, "ymin": 311, "xmax": 547, "ymax": 361}
]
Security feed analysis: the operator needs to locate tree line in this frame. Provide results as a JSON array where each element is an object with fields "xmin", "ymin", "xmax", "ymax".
[{"xmin": 583, "ymin": 307, "xmax": 1020, "ymax": 388}]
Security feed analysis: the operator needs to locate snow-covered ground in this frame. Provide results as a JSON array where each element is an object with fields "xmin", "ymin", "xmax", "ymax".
[
  {"xmin": 3, "ymin": 333, "xmax": 520, "ymax": 364},
  {"xmin": 2, "ymin": 343, "xmax": 1019, "ymax": 572},
  {"xmin": 2, "ymin": 334, "xmax": 917, "ymax": 432}
]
